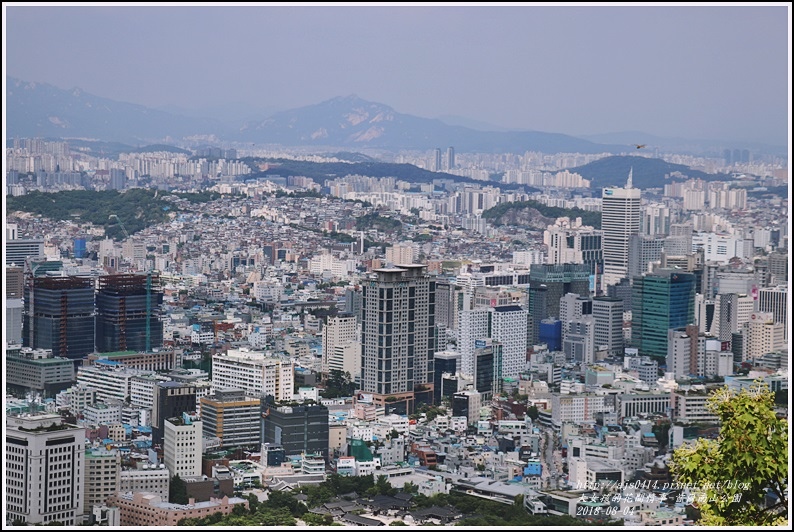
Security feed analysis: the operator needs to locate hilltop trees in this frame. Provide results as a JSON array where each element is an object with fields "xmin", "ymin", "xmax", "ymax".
[{"xmin": 670, "ymin": 382, "xmax": 788, "ymax": 526}]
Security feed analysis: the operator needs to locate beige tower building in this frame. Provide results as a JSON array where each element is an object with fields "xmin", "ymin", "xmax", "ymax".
[{"xmin": 601, "ymin": 169, "xmax": 641, "ymax": 287}]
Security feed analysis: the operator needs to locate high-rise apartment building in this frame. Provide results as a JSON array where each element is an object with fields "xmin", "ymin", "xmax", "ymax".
[
  {"xmin": 641, "ymin": 202, "xmax": 673, "ymax": 237},
  {"xmin": 563, "ymin": 317, "xmax": 595, "ymax": 364},
  {"xmin": 95, "ymin": 274, "xmax": 163, "ymax": 353},
  {"xmin": 6, "ymin": 414, "xmax": 86, "ymax": 525},
  {"xmin": 446, "ymin": 146, "xmax": 455, "ymax": 170},
  {"xmin": 631, "ymin": 269, "xmax": 696, "ymax": 358},
  {"xmin": 715, "ymin": 292, "xmax": 754, "ymax": 342},
  {"xmin": 459, "ymin": 308, "xmax": 491, "ymax": 377},
  {"xmin": 24, "ymin": 276, "xmax": 95, "ymax": 363},
  {"xmin": 559, "ymin": 293, "xmax": 592, "ymax": 327},
  {"xmin": 666, "ymin": 325, "xmax": 702, "ymax": 379},
  {"xmin": 601, "ymin": 170, "xmax": 642, "ymax": 286},
  {"xmin": 459, "ymin": 305, "xmax": 526, "ymax": 382},
  {"xmin": 433, "ymin": 148, "xmax": 442, "ymax": 172},
  {"xmin": 434, "ymin": 280, "xmax": 457, "ymax": 330},
  {"xmin": 361, "ymin": 265, "xmax": 435, "ymax": 413}
]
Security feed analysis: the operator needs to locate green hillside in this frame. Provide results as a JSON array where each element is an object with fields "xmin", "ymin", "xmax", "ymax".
[
  {"xmin": 568, "ymin": 155, "xmax": 731, "ymax": 189},
  {"xmin": 242, "ymin": 158, "xmax": 538, "ymax": 192},
  {"xmin": 7, "ymin": 189, "xmax": 173, "ymax": 240},
  {"xmin": 482, "ymin": 199, "xmax": 601, "ymax": 229}
]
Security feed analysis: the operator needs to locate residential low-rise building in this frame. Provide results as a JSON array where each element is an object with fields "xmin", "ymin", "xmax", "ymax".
[{"xmin": 107, "ymin": 492, "xmax": 248, "ymax": 526}]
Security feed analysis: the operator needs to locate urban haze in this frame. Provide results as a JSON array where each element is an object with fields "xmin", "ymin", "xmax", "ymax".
[{"xmin": 3, "ymin": 2, "xmax": 791, "ymax": 529}]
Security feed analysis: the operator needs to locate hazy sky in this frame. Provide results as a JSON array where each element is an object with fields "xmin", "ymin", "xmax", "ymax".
[{"xmin": 4, "ymin": 3, "xmax": 791, "ymax": 145}]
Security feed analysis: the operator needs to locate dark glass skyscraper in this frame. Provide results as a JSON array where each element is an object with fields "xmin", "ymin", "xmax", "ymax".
[
  {"xmin": 631, "ymin": 269, "xmax": 696, "ymax": 358},
  {"xmin": 261, "ymin": 395, "xmax": 329, "ymax": 461},
  {"xmin": 151, "ymin": 381, "xmax": 197, "ymax": 447},
  {"xmin": 529, "ymin": 263, "xmax": 591, "ymax": 321},
  {"xmin": 95, "ymin": 274, "xmax": 163, "ymax": 353},
  {"xmin": 23, "ymin": 276, "xmax": 95, "ymax": 364}
]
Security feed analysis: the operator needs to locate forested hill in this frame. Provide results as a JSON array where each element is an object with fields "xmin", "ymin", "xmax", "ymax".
[
  {"xmin": 568, "ymin": 155, "xmax": 731, "ymax": 189},
  {"xmin": 7, "ymin": 189, "xmax": 173, "ymax": 240},
  {"xmin": 243, "ymin": 158, "xmax": 539, "ymax": 192},
  {"xmin": 482, "ymin": 199, "xmax": 602, "ymax": 229}
]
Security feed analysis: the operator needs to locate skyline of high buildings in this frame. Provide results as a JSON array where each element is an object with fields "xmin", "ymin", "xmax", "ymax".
[{"xmin": 3, "ymin": 135, "xmax": 789, "ymax": 527}]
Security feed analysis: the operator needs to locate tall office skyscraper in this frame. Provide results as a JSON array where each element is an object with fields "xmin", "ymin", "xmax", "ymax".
[
  {"xmin": 459, "ymin": 308, "xmax": 491, "ymax": 377},
  {"xmin": 527, "ymin": 284, "xmax": 548, "ymax": 347},
  {"xmin": 361, "ymin": 265, "xmax": 435, "ymax": 413},
  {"xmin": 631, "ymin": 269, "xmax": 696, "ymax": 358},
  {"xmin": 433, "ymin": 148, "xmax": 442, "ymax": 172},
  {"xmin": 95, "ymin": 274, "xmax": 163, "ymax": 353},
  {"xmin": 601, "ymin": 169, "xmax": 642, "ymax": 287},
  {"xmin": 23, "ymin": 276, "xmax": 95, "ymax": 364},
  {"xmin": 592, "ymin": 296, "xmax": 624, "ymax": 357}
]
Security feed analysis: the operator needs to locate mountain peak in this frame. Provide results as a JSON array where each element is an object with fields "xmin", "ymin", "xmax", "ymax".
[{"xmin": 323, "ymin": 94, "xmax": 378, "ymax": 107}]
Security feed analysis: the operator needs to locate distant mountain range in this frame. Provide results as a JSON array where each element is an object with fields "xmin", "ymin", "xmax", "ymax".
[
  {"xmin": 235, "ymin": 95, "xmax": 630, "ymax": 153},
  {"xmin": 6, "ymin": 77, "xmax": 630, "ymax": 154},
  {"xmin": 6, "ymin": 77, "xmax": 224, "ymax": 144}
]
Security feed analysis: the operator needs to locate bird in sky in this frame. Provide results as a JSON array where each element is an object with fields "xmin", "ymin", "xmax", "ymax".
[{"xmin": 635, "ymin": 144, "xmax": 647, "ymax": 149}]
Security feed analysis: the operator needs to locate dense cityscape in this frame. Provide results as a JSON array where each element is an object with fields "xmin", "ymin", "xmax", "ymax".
[{"xmin": 4, "ymin": 134, "xmax": 789, "ymax": 527}]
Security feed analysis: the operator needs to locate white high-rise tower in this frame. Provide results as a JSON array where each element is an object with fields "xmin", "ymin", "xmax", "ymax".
[{"xmin": 601, "ymin": 168, "xmax": 642, "ymax": 287}]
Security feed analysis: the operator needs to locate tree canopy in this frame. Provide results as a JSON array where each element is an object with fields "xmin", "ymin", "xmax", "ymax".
[
  {"xmin": 481, "ymin": 199, "xmax": 601, "ymax": 229},
  {"xmin": 670, "ymin": 382, "xmax": 788, "ymax": 526}
]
